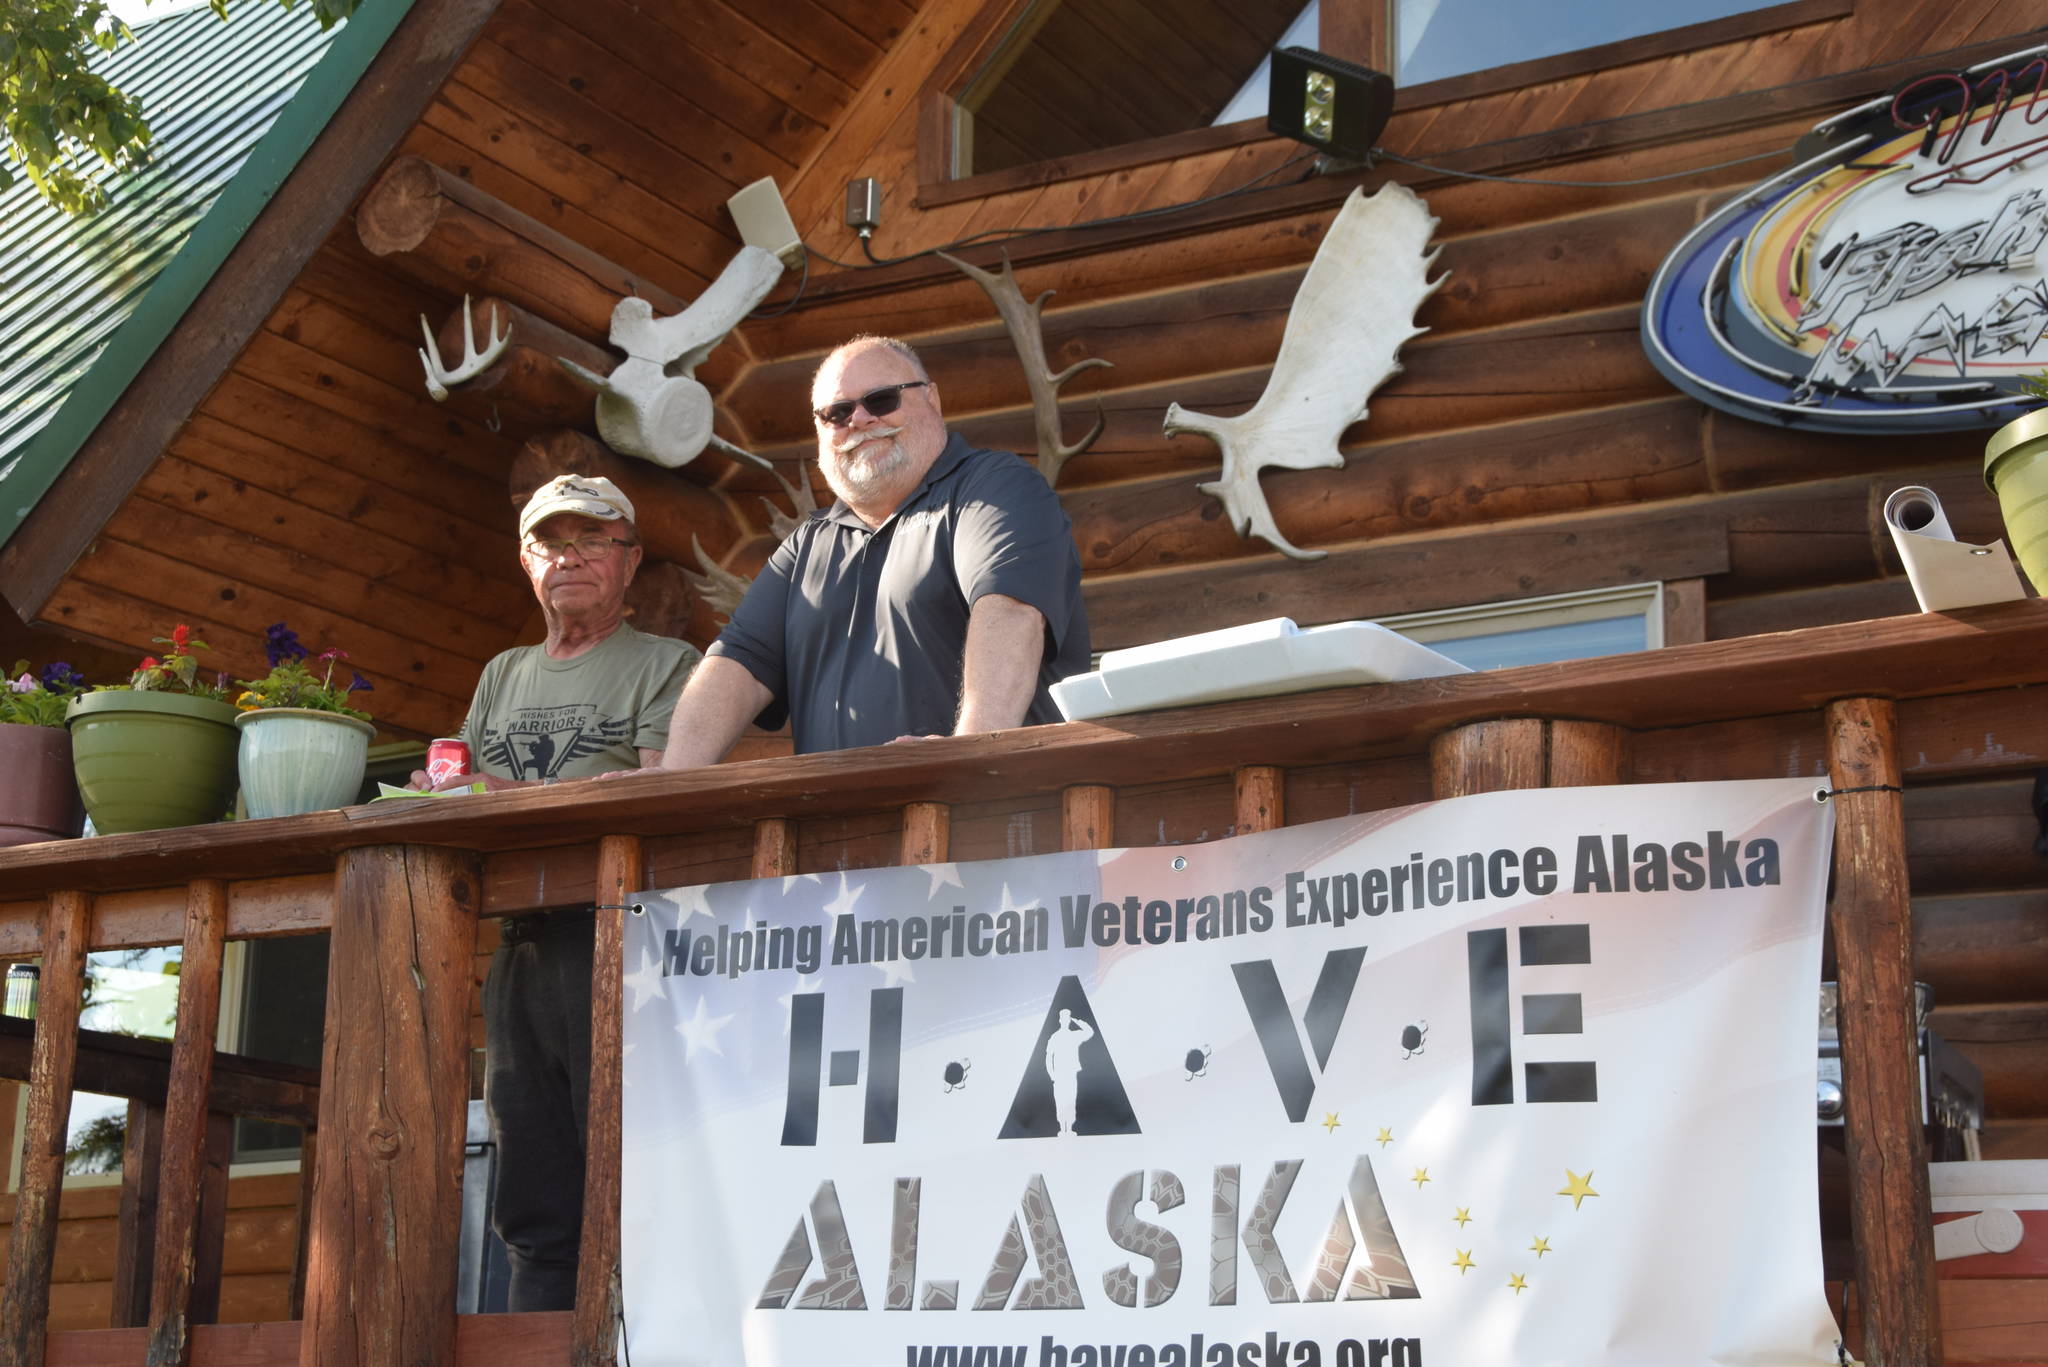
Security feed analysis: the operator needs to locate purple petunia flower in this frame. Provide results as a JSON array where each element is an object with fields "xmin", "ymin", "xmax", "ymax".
[
  {"xmin": 39, "ymin": 662, "xmax": 84, "ymax": 693},
  {"xmin": 264, "ymin": 622, "xmax": 308, "ymax": 667},
  {"xmin": 348, "ymin": 672, "xmax": 373, "ymax": 693}
]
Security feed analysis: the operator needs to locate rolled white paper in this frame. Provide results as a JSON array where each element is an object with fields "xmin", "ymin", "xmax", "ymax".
[
  {"xmin": 1883, "ymin": 485, "xmax": 2027, "ymax": 612},
  {"xmin": 1932, "ymin": 1207, "xmax": 2026, "ymax": 1260}
]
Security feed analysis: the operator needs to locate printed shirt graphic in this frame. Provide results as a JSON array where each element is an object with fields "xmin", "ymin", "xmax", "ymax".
[{"xmin": 460, "ymin": 625, "xmax": 698, "ymax": 780}]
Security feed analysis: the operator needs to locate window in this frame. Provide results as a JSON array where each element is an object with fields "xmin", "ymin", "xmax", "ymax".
[
  {"xmin": 8, "ymin": 936, "xmax": 328, "ymax": 1187},
  {"xmin": 1394, "ymin": 0, "xmax": 1788, "ymax": 86},
  {"xmin": 1379, "ymin": 582, "xmax": 1665, "ymax": 671},
  {"xmin": 932, "ymin": 0, "xmax": 1846, "ymax": 191}
]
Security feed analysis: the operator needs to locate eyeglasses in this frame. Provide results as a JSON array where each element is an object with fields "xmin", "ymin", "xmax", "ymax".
[
  {"xmin": 522, "ymin": 534, "xmax": 635, "ymax": 562},
  {"xmin": 812, "ymin": 380, "xmax": 929, "ymax": 428}
]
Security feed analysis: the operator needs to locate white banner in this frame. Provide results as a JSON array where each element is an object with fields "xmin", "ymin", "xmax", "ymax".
[{"xmin": 622, "ymin": 778, "xmax": 1840, "ymax": 1367}]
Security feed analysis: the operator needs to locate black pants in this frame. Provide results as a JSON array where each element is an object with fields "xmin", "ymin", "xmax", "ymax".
[{"xmin": 483, "ymin": 908, "xmax": 593, "ymax": 1313}]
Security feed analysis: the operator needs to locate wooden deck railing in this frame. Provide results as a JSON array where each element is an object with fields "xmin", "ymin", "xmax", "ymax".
[{"xmin": 7, "ymin": 602, "xmax": 2048, "ymax": 1366}]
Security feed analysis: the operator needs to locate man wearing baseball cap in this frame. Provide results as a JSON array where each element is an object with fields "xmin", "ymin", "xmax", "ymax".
[{"xmin": 413, "ymin": 472, "xmax": 698, "ymax": 1311}]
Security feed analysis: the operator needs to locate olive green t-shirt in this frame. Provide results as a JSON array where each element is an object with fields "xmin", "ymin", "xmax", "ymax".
[{"xmin": 459, "ymin": 625, "xmax": 699, "ymax": 781}]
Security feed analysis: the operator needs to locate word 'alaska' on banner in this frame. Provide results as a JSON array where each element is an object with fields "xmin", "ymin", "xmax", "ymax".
[{"xmin": 620, "ymin": 779, "xmax": 1841, "ymax": 1367}]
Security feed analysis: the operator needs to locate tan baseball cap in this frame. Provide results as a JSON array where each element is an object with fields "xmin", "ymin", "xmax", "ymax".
[{"xmin": 519, "ymin": 474, "xmax": 636, "ymax": 538}]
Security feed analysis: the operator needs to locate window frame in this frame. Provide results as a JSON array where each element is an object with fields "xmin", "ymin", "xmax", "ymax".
[{"xmin": 918, "ymin": 0, "xmax": 1852, "ymax": 208}]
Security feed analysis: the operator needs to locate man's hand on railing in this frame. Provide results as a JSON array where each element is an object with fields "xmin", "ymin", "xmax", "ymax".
[{"xmin": 404, "ymin": 767, "xmax": 533, "ymax": 794}]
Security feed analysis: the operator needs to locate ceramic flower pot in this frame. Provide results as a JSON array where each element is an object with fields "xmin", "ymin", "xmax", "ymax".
[
  {"xmin": 67, "ymin": 690, "xmax": 241, "ymax": 835},
  {"xmin": 1984, "ymin": 408, "xmax": 2048, "ymax": 593},
  {"xmin": 235, "ymin": 707, "xmax": 376, "ymax": 819},
  {"xmin": 0, "ymin": 724, "xmax": 84, "ymax": 847}
]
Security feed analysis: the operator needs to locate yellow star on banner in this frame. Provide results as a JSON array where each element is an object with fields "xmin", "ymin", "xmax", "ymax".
[
  {"xmin": 1529, "ymin": 1236, "xmax": 1552, "ymax": 1257},
  {"xmin": 1557, "ymin": 1169, "xmax": 1598, "ymax": 1210},
  {"xmin": 1322, "ymin": 1112, "xmax": 1341, "ymax": 1133},
  {"xmin": 1411, "ymin": 1167, "xmax": 1431, "ymax": 1188},
  {"xmin": 1452, "ymin": 1207, "xmax": 1473, "ymax": 1228},
  {"xmin": 1507, "ymin": 1273, "xmax": 1528, "ymax": 1294},
  {"xmin": 1375, "ymin": 1127, "xmax": 1393, "ymax": 1148},
  {"xmin": 1452, "ymin": 1249, "xmax": 1475, "ymax": 1274}
]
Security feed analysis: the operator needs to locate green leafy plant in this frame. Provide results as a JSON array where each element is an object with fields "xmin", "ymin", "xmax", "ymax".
[
  {"xmin": 1, "ymin": 658, "xmax": 88, "ymax": 726},
  {"xmin": 2, "ymin": 0, "xmax": 360, "ymax": 215},
  {"xmin": 2021, "ymin": 372, "xmax": 2048, "ymax": 403},
  {"xmin": 234, "ymin": 621, "xmax": 372, "ymax": 720},
  {"xmin": 99, "ymin": 622, "xmax": 233, "ymax": 701}
]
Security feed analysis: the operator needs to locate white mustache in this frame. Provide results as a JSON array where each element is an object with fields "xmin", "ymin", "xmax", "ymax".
[{"xmin": 835, "ymin": 425, "xmax": 903, "ymax": 454}]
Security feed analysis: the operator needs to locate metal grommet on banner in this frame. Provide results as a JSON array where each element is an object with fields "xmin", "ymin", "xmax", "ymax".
[
  {"xmin": 597, "ymin": 901, "xmax": 646, "ymax": 915},
  {"xmin": 1814, "ymin": 783, "xmax": 1905, "ymax": 803},
  {"xmin": 1171, "ymin": 856, "xmax": 1188, "ymax": 871}
]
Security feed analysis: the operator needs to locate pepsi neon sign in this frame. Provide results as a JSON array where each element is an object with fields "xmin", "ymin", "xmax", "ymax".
[{"xmin": 1643, "ymin": 44, "xmax": 2048, "ymax": 432}]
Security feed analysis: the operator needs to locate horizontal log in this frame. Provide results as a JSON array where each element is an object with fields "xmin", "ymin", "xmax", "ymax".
[
  {"xmin": 1063, "ymin": 397, "xmax": 1710, "ymax": 575},
  {"xmin": 433, "ymin": 295, "xmax": 616, "ymax": 430},
  {"xmin": 732, "ymin": 192, "xmax": 1705, "ymax": 428},
  {"xmin": 1904, "ymin": 779, "xmax": 2043, "ymax": 897},
  {"xmin": 1932, "ymin": 1003, "xmax": 2048, "ymax": 1116},
  {"xmin": 0, "ymin": 1019, "xmax": 317, "ymax": 1128},
  {"xmin": 40, "ymin": 1311, "xmax": 574, "ymax": 1364},
  {"xmin": 1912, "ymin": 893, "xmax": 2048, "ymax": 1007},
  {"xmin": 740, "ymin": 301, "xmax": 1669, "ymax": 455},
  {"xmin": 1708, "ymin": 579, "xmax": 1920, "ymax": 639},
  {"xmin": 5, "ymin": 605, "xmax": 2048, "ymax": 896},
  {"xmin": 356, "ymin": 155, "xmax": 685, "ymax": 340},
  {"xmin": 509, "ymin": 430, "xmax": 748, "ymax": 563},
  {"xmin": 1080, "ymin": 502, "xmax": 1729, "ymax": 650}
]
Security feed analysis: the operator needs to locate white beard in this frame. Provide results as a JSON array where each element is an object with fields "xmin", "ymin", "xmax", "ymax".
[{"xmin": 822, "ymin": 425, "xmax": 912, "ymax": 502}]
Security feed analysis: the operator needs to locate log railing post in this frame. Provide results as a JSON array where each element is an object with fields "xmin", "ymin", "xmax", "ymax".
[
  {"xmin": 1233, "ymin": 766, "xmax": 1284, "ymax": 835},
  {"xmin": 1430, "ymin": 719, "xmax": 1628, "ymax": 796},
  {"xmin": 573, "ymin": 835, "xmax": 644, "ymax": 1367},
  {"xmin": 112, "ymin": 1099, "xmax": 167, "ymax": 1327},
  {"xmin": 147, "ymin": 877, "xmax": 228, "ymax": 1366},
  {"xmin": 1062, "ymin": 786, "xmax": 1114, "ymax": 852},
  {"xmin": 1, "ymin": 888, "xmax": 90, "ymax": 1367},
  {"xmin": 901, "ymin": 802, "xmax": 951, "ymax": 865},
  {"xmin": 1826, "ymin": 698, "xmax": 1941, "ymax": 1366},
  {"xmin": 301, "ymin": 845, "xmax": 478, "ymax": 1367},
  {"xmin": 752, "ymin": 817, "xmax": 798, "ymax": 879}
]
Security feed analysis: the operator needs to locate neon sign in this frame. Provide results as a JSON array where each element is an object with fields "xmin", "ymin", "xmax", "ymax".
[{"xmin": 1642, "ymin": 44, "xmax": 2048, "ymax": 432}]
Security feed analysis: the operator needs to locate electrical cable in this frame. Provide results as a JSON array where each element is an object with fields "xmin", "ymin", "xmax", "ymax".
[
  {"xmin": 822, "ymin": 148, "xmax": 1320, "ymax": 271},
  {"xmin": 1371, "ymin": 144, "xmax": 1792, "ymax": 187},
  {"xmin": 746, "ymin": 247, "xmax": 811, "ymax": 318},
  {"xmin": 792, "ymin": 137, "xmax": 1792, "ymax": 290}
]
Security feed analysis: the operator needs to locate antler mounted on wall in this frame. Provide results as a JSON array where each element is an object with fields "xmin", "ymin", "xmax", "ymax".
[
  {"xmin": 559, "ymin": 245, "xmax": 784, "ymax": 472},
  {"xmin": 1163, "ymin": 183, "xmax": 1444, "ymax": 562},
  {"xmin": 418, "ymin": 295, "xmax": 511, "ymax": 401},
  {"xmin": 938, "ymin": 250, "xmax": 1112, "ymax": 488}
]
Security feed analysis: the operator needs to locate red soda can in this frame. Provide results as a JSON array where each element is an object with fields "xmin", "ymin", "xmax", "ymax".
[{"xmin": 426, "ymin": 737, "xmax": 472, "ymax": 786}]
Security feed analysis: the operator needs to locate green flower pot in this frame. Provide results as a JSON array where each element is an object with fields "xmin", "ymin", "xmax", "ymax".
[
  {"xmin": 1984, "ymin": 408, "xmax": 2048, "ymax": 593},
  {"xmin": 67, "ymin": 690, "xmax": 240, "ymax": 834},
  {"xmin": 235, "ymin": 707, "xmax": 375, "ymax": 818}
]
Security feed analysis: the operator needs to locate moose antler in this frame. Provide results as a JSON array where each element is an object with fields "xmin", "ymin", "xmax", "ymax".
[
  {"xmin": 762, "ymin": 457, "xmax": 817, "ymax": 540},
  {"xmin": 938, "ymin": 250, "xmax": 1112, "ymax": 488},
  {"xmin": 418, "ymin": 295, "xmax": 511, "ymax": 401},
  {"xmin": 683, "ymin": 534, "xmax": 752, "ymax": 623}
]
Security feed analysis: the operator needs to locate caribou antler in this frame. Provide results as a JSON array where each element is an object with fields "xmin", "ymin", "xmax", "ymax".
[
  {"xmin": 938, "ymin": 250, "xmax": 1112, "ymax": 488},
  {"xmin": 418, "ymin": 295, "xmax": 511, "ymax": 401}
]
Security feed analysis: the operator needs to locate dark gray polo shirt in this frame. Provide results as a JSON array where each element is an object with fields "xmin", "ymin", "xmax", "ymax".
[{"xmin": 708, "ymin": 433, "xmax": 1089, "ymax": 754}]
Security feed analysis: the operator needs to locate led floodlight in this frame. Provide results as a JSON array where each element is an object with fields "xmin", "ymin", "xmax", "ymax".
[{"xmin": 1267, "ymin": 47, "xmax": 1394, "ymax": 162}]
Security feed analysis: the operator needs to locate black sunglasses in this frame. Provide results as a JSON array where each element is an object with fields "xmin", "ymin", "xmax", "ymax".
[{"xmin": 813, "ymin": 380, "xmax": 929, "ymax": 428}]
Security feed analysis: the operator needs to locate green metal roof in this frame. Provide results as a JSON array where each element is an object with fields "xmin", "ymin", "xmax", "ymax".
[{"xmin": 0, "ymin": 0, "xmax": 416, "ymax": 546}]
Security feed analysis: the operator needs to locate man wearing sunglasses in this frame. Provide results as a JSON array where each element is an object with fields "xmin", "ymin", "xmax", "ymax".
[
  {"xmin": 654, "ymin": 334, "xmax": 1088, "ymax": 763},
  {"xmin": 414, "ymin": 472, "xmax": 698, "ymax": 1312}
]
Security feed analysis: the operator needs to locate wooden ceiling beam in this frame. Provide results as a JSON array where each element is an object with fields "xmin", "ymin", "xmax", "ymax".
[
  {"xmin": 357, "ymin": 154, "xmax": 684, "ymax": 340},
  {"xmin": 0, "ymin": 0, "xmax": 507, "ymax": 625}
]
